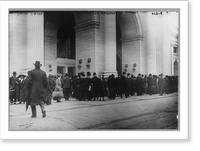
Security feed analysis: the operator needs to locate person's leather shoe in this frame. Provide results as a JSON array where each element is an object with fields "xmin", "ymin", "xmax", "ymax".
[
  {"xmin": 31, "ymin": 115, "xmax": 36, "ymax": 118},
  {"xmin": 42, "ymin": 110, "xmax": 46, "ymax": 118}
]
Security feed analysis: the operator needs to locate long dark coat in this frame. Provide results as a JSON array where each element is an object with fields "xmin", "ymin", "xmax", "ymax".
[
  {"xmin": 27, "ymin": 68, "xmax": 48, "ymax": 106},
  {"xmin": 9, "ymin": 76, "xmax": 20, "ymax": 100}
]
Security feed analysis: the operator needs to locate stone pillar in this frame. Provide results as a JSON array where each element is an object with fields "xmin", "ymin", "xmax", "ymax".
[
  {"xmin": 9, "ymin": 13, "xmax": 27, "ymax": 75},
  {"xmin": 104, "ymin": 13, "xmax": 117, "ymax": 76},
  {"xmin": 27, "ymin": 12, "xmax": 44, "ymax": 67},
  {"xmin": 162, "ymin": 13, "xmax": 171, "ymax": 75},
  {"xmin": 146, "ymin": 13, "xmax": 157, "ymax": 75}
]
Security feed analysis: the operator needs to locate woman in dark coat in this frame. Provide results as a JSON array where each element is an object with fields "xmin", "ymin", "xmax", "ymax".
[
  {"xmin": 99, "ymin": 75, "xmax": 107, "ymax": 101},
  {"xmin": 84, "ymin": 72, "xmax": 93, "ymax": 101},
  {"xmin": 107, "ymin": 74, "xmax": 116, "ymax": 100},
  {"xmin": 19, "ymin": 75, "xmax": 27, "ymax": 104},
  {"xmin": 76, "ymin": 72, "xmax": 86, "ymax": 101}
]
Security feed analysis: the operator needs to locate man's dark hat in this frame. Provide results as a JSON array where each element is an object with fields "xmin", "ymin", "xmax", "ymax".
[
  {"xmin": 13, "ymin": 71, "xmax": 17, "ymax": 75},
  {"xmin": 33, "ymin": 61, "xmax": 42, "ymax": 67},
  {"xmin": 87, "ymin": 72, "xmax": 91, "ymax": 76},
  {"xmin": 81, "ymin": 72, "xmax": 85, "ymax": 77}
]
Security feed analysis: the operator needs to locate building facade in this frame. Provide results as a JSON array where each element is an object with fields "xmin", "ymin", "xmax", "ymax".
[{"xmin": 9, "ymin": 11, "xmax": 179, "ymax": 77}]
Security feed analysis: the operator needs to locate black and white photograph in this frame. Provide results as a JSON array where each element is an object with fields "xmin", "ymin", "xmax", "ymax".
[{"xmin": 0, "ymin": 1, "xmax": 189, "ymax": 140}]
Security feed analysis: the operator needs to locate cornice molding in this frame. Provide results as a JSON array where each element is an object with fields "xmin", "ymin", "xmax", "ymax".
[
  {"xmin": 121, "ymin": 34, "xmax": 143, "ymax": 43},
  {"xmin": 74, "ymin": 21, "xmax": 100, "ymax": 32}
]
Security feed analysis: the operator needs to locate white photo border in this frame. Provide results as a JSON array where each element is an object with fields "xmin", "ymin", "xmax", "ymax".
[{"xmin": 0, "ymin": 1, "xmax": 188, "ymax": 139}]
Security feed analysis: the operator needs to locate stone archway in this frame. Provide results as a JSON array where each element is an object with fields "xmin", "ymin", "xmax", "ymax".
[
  {"xmin": 44, "ymin": 11, "xmax": 76, "ymax": 75},
  {"xmin": 44, "ymin": 11, "xmax": 142, "ymax": 76},
  {"xmin": 116, "ymin": 12, "xmax": 143, "ymax": 75}
]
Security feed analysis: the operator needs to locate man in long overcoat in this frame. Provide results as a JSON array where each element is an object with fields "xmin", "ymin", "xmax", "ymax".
[
  {"xmin": 120, "ymin": 72, "xmax": 128, "ymax": 98},
  {"xmin": 26, "ymin": 61, "xmax": 48, "ymax": 118},
  {"xmin": 158, "ymin": 74, "xmax": 164, "ymax": 95},
  {"xmin": 147, "ymin": 74, "xmax": 153, "ymax": 95},
  {"xmin": 9, "ymin": 71, "xmax": 17, "ymax": 104},
  {"xmin": 62, "ymin": 73, "xmax": 71, "ymax": 101},
  {"xmin": 92, "ymin": 72, "xmax": 100, "ymax": 101}
]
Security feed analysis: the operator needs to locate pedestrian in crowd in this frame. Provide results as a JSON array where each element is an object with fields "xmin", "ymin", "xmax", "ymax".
[
  {"xmin": 136, "ymin": 73, "xmax": 142, "ymax": 96},
  {"xmin": 174, "ymin": 76, "xmax": 178, "ymax": 92},
  {"xmin": 62, "ymin": 73, "xmax": 71, "ymax": 101},
  {"xmin": 76, "ymin": 72, "xmax": 86, "ymax": 101},
  {"xmin": 52, "ymin": 75, "xmax": 63, "ymax": 102},
  {"xmin": 115, "ymin": 74, "xmax": 122, "ymax": 98},
  {"xmin": 147, "ymin": 74, "xmax": 153, "ymax": 95},
  {"xmin": 84, "ymin": 72, "xmax": 93, "ymax": 101},
  {"xmin": 18, "ymin": 74, "xmax": 27, "ymax": 104},
  {"xmin": 126, "ymin": 73, "xmax": 132, "ymax": 97},
  {"xmin": 164, "ymin": 75, "xmax": 169, "ymax": 94},
  {"xmin": 158, "ymin": 73, "xmax": 164, "ymax": 95},
  {"xmin": 26, "ymin": 61, "xmax": 48, "ymax": 118},
  {"xmin": 99, "ymin": 74, "xmax": 107, "ymax": 101},
  {"xmin": 143, "ymin": 75, "xmax": 148, "ymax": 94},
  {"xmin": 151, "ymin": 75, "xmax": 157, "ymax": 94},
  {"xmin": 45, "ymin": 74, "xmax": 56, "ymax": 104},
  {"xmin": 130, "ymin": 75, "xmax": 136, "ymax": 96},
  {"xmin": 92, "ymin": 72, "xmax": 100, "ymax": 101},
  {"xmin": 120, "ymin": 72, "xmax": 128, "ymax": 98},
  {"xmin": 107, "ymin": 74, "xmax": 116, "ymax": 100},
  {"xmin": 71, "ymin": 75, "xmax": 78, "ymax": 98},
  {"xmin": 9, "ymin": 71, "xmax": 20, "ymax": 104}
]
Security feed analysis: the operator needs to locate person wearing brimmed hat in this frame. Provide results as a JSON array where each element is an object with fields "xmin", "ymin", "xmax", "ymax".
[
  {"xmin": 18, "ymin": 74, "xmax": 27, "ymax": 104},
  {"xmin": 77, "ymin": 72, "xmax": 86, "ymax": 101},
  {"xmin": 92, "ymin": 72, "xmax": 101, "ymax": 101},
  {"xmin": 9, "ymin": 71, "xmax": 19, "ymax": 104},
  {"xmin": 84, "ymin": 72, "xmax": 93, "ymax": 100},
  {"xmin": 26, "ymin": 61, "xmax": 48, "ymax": 118},
  {"xmin": 62, "ymin": 73, "xmax": 71, "ymax": 101}
]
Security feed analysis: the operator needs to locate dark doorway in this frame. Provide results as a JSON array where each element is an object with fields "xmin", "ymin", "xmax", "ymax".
[
  {"xmin": 57, "ymin": 12, "xmax": 75, "ymax": 59},
  {"xmin": 57, "ymin": 66, "xmax": 64, "ymax": 75},
  {"xmin": 68, "ymin": 67, "xmax": 75, "ymax": 77}
]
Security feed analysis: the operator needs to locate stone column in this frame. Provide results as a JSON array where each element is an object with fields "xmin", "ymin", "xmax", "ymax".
[
  {"xmin": 27, "ymin": 12, "xmax": 44, "ymax": 67},
  {"xmin": 104, "ymin": 13, "xmax": 117, "ymax": 76},
  {"xmin": 9, "ymin": 13, "xmax": 27, "ymax": 75},
  {"xmin": 162, "ymin": 13, "xmax": 171, "ymax": 75},
  {"xmin": 146, "ymin": 13, "xmax": 157, "ymax": 75}
]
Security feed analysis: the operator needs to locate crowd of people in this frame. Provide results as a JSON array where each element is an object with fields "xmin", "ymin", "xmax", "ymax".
[{"xmin": 9, "ymin": 71, "xmax": 178, "ymax": 105}]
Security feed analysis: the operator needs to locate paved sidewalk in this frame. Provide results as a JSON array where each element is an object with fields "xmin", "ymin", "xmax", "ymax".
[{"xmin": 9, "ymin": 93, "xmax": 178, "ymax": 131}]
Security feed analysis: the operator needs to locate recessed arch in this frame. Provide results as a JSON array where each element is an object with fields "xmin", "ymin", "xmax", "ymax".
[
  {"xmin": 44, "ymin": 11, "xmax": 77, "ymax": 75},
  {"xmin": 116, "ymin": 12, "xmax": 143, "ymax": 75}
]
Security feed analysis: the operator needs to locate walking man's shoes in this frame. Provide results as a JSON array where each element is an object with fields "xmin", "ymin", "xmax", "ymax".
[
  {"xmin": 42, "ymin": 110, "xmax": 46, "ymax": 118},
  {"xmin": 31, "ymin": 115, "xmax": 37, "ymax": 118}
]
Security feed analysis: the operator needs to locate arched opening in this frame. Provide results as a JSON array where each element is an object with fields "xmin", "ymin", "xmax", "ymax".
[
  {"xmin": 174, "ymin": 60, "xmax": 178, "ymax": 76},
  {"xmin": 44, "ymin": 11, "xmax": 76, "ymax": 76},
  {"xmin": 116, "ymin": 12, "xmax": 143, "ymax": 75}
]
